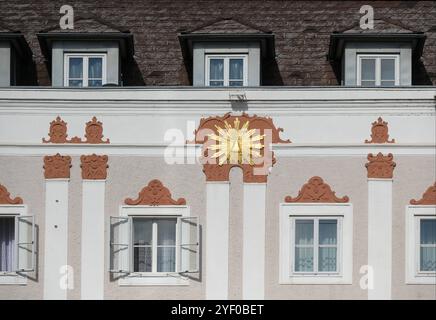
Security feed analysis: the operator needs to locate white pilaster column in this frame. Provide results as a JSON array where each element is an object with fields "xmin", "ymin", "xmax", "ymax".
[
  {"xmin": 242, "ymin": 183, "xmax": 266, "ymax": 300},
  {"xmin": 44, "ymin": 179, "xmax": 69, "ymax": 300},
  {"xmin": 205, "ymin": 182, "xmax": 230, "ymax": 300},
  {"xmin": 367, "ymin": 178, "xmax": 393, "ymax": 300},
  {"xmin": 81, "ymin": 180, "xmax": 106, "ymax": 300}
]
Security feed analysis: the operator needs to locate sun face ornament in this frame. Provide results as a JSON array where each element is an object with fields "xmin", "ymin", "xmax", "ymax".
[{"xmin": 207, "ymin": 118, "xmax": 264, "ymax": 166}]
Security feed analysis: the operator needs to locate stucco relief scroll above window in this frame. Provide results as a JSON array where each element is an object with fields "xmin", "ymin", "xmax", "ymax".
[
  {"xmin": 124, "ymin": 179, "xmax": 186, "ymax": 206},
  {"xmin": 190, "ymin": 112, "xmax": 290, "ymax": 183},
  {"xmin": 410, "ymin": 182, "xmax": 436, "ymax": 205},
  {"xmin": 284, "ymin": 176, "xmax": 349, "ymax": 203},
  {"xmin": 0, "ymin": 184, "xmax": 23, "ymax": 204},
  {"xmin": 364, "ymin": 117, "xmax": 395, "ymax": 144}
]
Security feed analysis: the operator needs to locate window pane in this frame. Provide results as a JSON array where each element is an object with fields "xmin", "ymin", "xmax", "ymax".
[
  {"xmin": 133, "ymin": 218, "xmax": 152, "ymax": 246},
  {"xmin": 361, "ymin": 59, "xmax": 375, "ymax": 81},
  {"xmin": 0, "ymin": 217, "xmax": 15, "ymax": 272},
  {"xmin": 209, "ymin": 59, "xmax": 224, "ymax": 81},
  {"xmin": 421, "ymin": 219, "xmax": 436, "ymax": 245},
  {"xmin": 381, "ymin": 59, "xmax": 395, "ymax": 81},
  {"xmin": 295, "ymin": 247, "xmax": 313, "ymax": 272},
  {"xmin": 69, "ymin": 57, "xmax": 83, "ymax": 78},
  {"xmin": 229, "ymin": 81, "xmax": 243, "ymax": 87},
  {"xmin": 420, "ymin": 247, "xmax": 436, "ymax": 272},
  {"xmin": 157, "ymin": 247, "xmax": 176, "ymax": 272},
  {"xmin": 157, "ymin": 219, "xmax": 176, "ymax": 246},
  {"xmin": 68, "ymin": 80, "xmax": 83, "ymax": 87},
  {"xmin": 361, "ymin": 80, "xmax": 376, "ymax": 87},
  {"xmin": 88, "ymin": 80, "xmax": 103, "ymax": 87},
  {"xmin": 295, "ymin": 220, "xmax": 313, "ymax": 245},
  {"xmin": 319, "ymin": 220, "xmax": 337, "ymax": 245},
  {"xmin": 210, "ymin": 81, "xmax": 224, "ymax": 86},
  {"xmin": 134, "ymin": 247, "xmax": 152, "ymax": 272},
  {"xmin": 380, "ymin": 80, "xmax": 395, "ymax": 87},
  {"xmin": 319, "ymin": 247, "xmax": 337, "ymax": 272},
  {"xmin": 88, "ymin": 57, "xmax": 102, "ymax": 78},
  {"xmin": 229, "ymin": 59, "xmax": 243, "ymax": 80}
]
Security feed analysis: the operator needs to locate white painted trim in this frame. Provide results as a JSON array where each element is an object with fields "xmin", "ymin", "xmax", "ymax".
[
  {"xmin": 405, "ymin": 206, "xmax": 436, "ymax": 285},
  {"xmin": 279, "ymin": 203, "xmax": 353, "ymax": 285},
  {"xmin": 242, "ymin": 183, "xmax": 266, "ymax": 299},
  {"xmin": 81, "ymin": 180, "xmax": 106, "ymax": 299},
  {"xmin": 367, "ymin": 179, "xmax": 392, "ymax": 300},
  {"xmin": 205, "ymin": 183, "xmax": 230, "ymax": 299},
  {"xmin": 117, "ymin": 205, "xmax": 190, "ymax": 286},
  {"xmin": 357, "ymin": 54, "xmax": 400, "ymax": 86},
  {"xmin": 205, "ymin": 54, "xmax": 248, "ymax": 87},
  {"xmin": 64, "ymin": 53, "xmax": 107, "ymax": 87},
  {"xmin": 43, "ymin": 180, "xmax": 69, "ymax": 300},
  {"xmin": 0, "ymin": 205, "xmax": 28, "ymax": 285}
]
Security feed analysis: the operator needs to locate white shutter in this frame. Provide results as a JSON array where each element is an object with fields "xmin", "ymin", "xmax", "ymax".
[
  {"xmin": 15, "ymin": 215, "xmax": 35, "ymax": 272},
  {"xmin": 178, "ymin": 216, "xmax": 199, "ymax": 273},
  {"xmin": 109, "ymin": 216, "xmax": 131, "ymax": 274}
]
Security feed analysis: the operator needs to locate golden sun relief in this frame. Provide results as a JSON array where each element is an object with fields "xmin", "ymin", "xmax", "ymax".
[{"xmin": 207, "ymin": 118, "xmax": 264, "ymax": 166}]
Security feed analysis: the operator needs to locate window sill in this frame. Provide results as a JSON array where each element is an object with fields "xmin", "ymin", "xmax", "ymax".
[
  {"xmin": 406, "ymin": 274, "xmax": 436, "ymax": 285},
  {"xmin": 280, "ymin": 275, "xmax": 351, "ymax": 285},
  {"xmin": 0, "ymin": 273, "xmax": 27, "ymax": 285},
  {"xmin": 118, "ymin": 273, "xmax": 189, "ymax": 286}
]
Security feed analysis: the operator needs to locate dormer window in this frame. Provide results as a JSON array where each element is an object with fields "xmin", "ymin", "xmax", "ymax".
[
  {"xmin": 357, "ymin": 54, "xmax": 399, "ymax": 87},
  {"xmin": 328, "ymin": 19, "xmax": 426, "ymax": 86},
  {"xmin": 178, "ymin": 18, "xmax": 275, "ymax": 87},
  {"xmin": 206, "ymin": 54, "xmax": 247, "ymax": 87},
  {"xmin": 64, "ymin": 53, "xmax": 107, "ymax": 87}
]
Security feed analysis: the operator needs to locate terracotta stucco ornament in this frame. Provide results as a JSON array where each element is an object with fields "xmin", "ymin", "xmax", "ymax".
[
  {"xmin": 191, "ymin": 112, "xmax": 290, "ymax": 182},
  {"xmin": 410, "ymin": 182, "xmax": 436, "ymax": 205},
  {"xmin": 43, "ymin": 153, "xmax": 72, "ymax": 179},
  {"xmin": 0, "ymin": 184, "xmax": 23, "ymax": 204},
  {"xmin": 124, "ymin": 179, "xmax": 186, "ymax": 206},
  {"xmin": 42, "ymin": 116, "xmax": 81, "ymax": 143},
  {"xmin": 81, "ymin": 154, "xmax": 109, "ymax": 180},
  {"xmin": 365, "ymin": 152, "xmax": 396, "ymax": 179},
  {"xmin": 285, "ymin": 176, "xmax": 349, "ymax": 203},
  {"xmin": 82, "ymin": 117, "xmax": 110, "ymax": 144},
  {"xmin": 365, "ymin": 117, "xmax": 395, "ymax": 144}
]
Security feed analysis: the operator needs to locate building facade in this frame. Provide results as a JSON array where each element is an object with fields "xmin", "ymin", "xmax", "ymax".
[{"xmin": 0, "ymin": 1, "xmax": 435, "ymax": 300}]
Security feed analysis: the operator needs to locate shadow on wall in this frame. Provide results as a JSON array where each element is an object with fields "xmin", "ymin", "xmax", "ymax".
[
  {"xmin": 121, "ymin": 58, "xmax": 146, "ymax": 86},
  {"xmin": 413, "ymin": 59, "xmax": 433, "ymax": 85},
  {"xmin": 262, "ymin": 58, "xmax": 284, "ymax": 86}
]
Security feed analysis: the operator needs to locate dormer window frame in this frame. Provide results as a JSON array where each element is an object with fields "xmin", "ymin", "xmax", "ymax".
[
  {"xmin": 356, "ymin": 53, "xmax": 400, "ymax": 87},
  {"xmin": 63, "ymin": 52, "xmax": 107, "ymax": 87},
  {"xmin": 205, "ymin": 53, "xmax": 248, "ymax": 87}
]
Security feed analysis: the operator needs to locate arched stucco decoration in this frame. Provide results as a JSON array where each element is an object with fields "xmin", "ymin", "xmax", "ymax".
[
  {"xmin": 191, "ymin": 112, "xmax": 291, "ymax": 183},
  {"xmin": 284, "ymin": 176, "xmax": 349, "ymax": 203},
  {"xmin": 410, "ymin": 182, "xmax": 436, "ymax": 205},
  {"xmin": 0, "ymin": 184, "xmax": 23, "ymax": 204},
  {"xmin": 124, "ymin": 179, "xmax": 186, "ymax": 206}
]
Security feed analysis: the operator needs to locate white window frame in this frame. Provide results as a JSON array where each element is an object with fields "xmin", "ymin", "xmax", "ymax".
[
  {"xmin": 0, "ymin": 204, "xmax": 31, "ymax": 285},
  {"xmin": 114, "ymin": 205, "xmax": 194, "ymax": 286},
  {"xmin": 279, "ymin": 203, "xmax": 353, "ymax": 284},
  {"xmin": 205, "ymin": 54, "xmax": 248, "ymax": 87},
  {"xmin": 63, "ymin": 53, "xmax": 107, "ymax": 87},
  {"xmin": 356, "ymin": 54, "xmax": 400, "ymax": 87},
  {"xmin": 405, "ymin": 205, "xmax": 436, "ymax": 285}
]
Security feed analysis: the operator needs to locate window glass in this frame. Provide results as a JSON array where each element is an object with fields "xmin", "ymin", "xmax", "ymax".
[
  {"xmin": 361, "ymin": 58, "xmax": 376, "ymax": 87},
  {"xmin": 295, "ymin": 220, "xmax": 314, "ymax": 272},
  {"xmin": 229, "ymin": 58, "xmax": 244, "ymax": 87},
  {"xmin": 381, "ymin": 59, "xmax": 395, "ymax": 87},
  {"xmin": 157, "ymin": 219, "xmax": 176, "ymax": 272},
  {"xmin": 319, "ymin": 220, "xmax": 337, "ymax": 245},
  {"xmin": 0, "ymin": 217, "xmax": 15, "ymax": 272},
  {"xmin": 420, "ymin": 219, "xmax": 436, "ymax": 272},
  {"xmin": 88, "ymin": 58, "xmax": 103, "ymax": 87},
  {"xmin": 319, "ymin": 220, "xmax": 337, "ymax": 272},
  {"xmin": 133, "ymin": 219, "xmax": 152, "ymax": 272},
  {"xmin": 209, "ymin": 59, "xmax": 224, "ymax": 86},
  {"xmin": 68, "ymin": 57, "xmax": 83, "ymax": 87}
]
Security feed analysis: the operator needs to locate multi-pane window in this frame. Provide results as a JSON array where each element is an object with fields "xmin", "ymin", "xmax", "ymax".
[
  {"xmin": 418, "ymin": 218, "xmax": 436, "ymax": 272},
  {"xmin": 357, "ymin": 54, "xmax": 399, "ymax": 87},
  {"xmin": 133, "ymin": 218, "xmax": 177, "ymax": 273},
  {"xmin": 206, "ymin": 55, "xmax": 247, "ymax": 87},
  {"xmin": 64, "ymin": 54, "xmax": 106, "ymax": 87},
  {"xmin": 292, "ymin": 217, "xmax": 340, "ymax": 274},
  {"xmin": 0, "ymin": 217, "xmax": 15, "ymax": 272}
]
